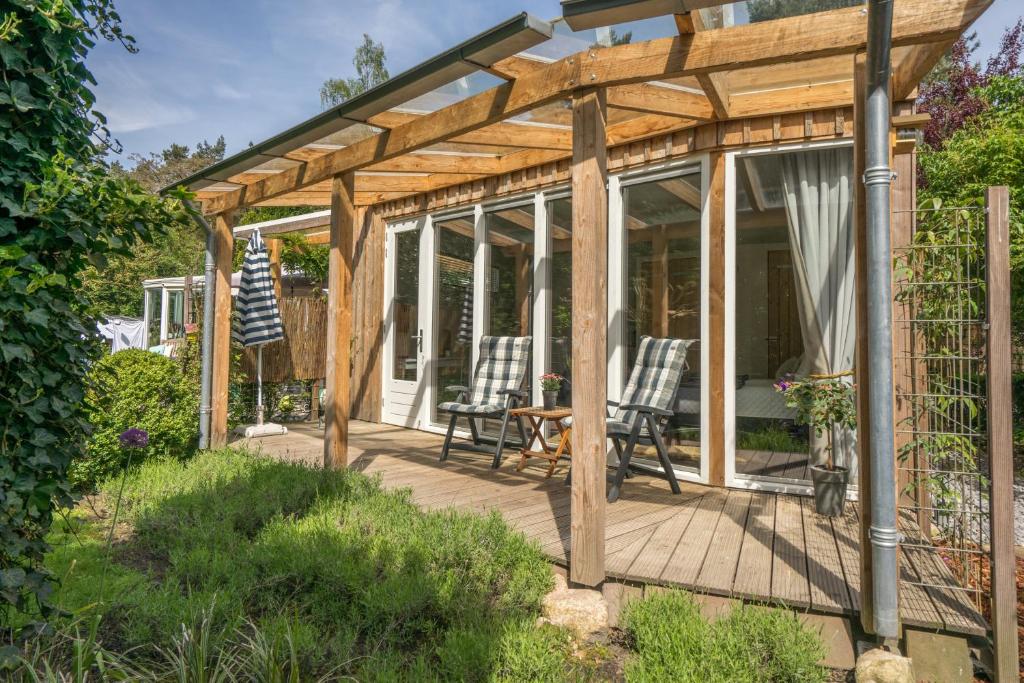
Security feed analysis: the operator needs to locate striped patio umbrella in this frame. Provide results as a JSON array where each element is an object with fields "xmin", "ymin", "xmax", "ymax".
[{"xmin": 233, "ymin": 229, "xmax": 283, "ymax": 426}]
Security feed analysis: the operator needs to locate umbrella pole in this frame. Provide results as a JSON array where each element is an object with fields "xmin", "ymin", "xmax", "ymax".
[{"xmin": 256, "ymin": 345, "xmax": 265, "ymax": 426}]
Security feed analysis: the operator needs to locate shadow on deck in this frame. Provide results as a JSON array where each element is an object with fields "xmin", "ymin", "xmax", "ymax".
[{"xmin": 234, "ymin": 419, "xmax": 986, "ymax": 638}]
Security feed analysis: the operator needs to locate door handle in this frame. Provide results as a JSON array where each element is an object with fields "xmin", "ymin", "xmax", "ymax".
[{"xmin": 412, "ymin": 329, "xmax": 423, "ymax": 353}]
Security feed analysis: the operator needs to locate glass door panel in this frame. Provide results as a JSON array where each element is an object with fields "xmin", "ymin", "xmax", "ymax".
[
  {"xmin": 548, "ymin": 197, "xmax": 573, "ymax": 406},
  {"xmin": 431, "ymin": 216, "xmax": 476, "ymax": 427},
  {"xmin": 392, "ymin": 230, "xmax": 420, "ymax": 382},
  {"xmin": 622, "ymin": 170, "xmax": 704, "ymax": 476}
]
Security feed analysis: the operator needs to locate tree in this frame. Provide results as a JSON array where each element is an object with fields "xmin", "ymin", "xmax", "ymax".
[
  {"xmin": 320, "ymin": 34, "xmax": 389, "ymax": 109},
  {"xmin": 81, "ymin": 139, "xmax": 227, "ymax": 316},
  {"xmin": 918, "ymin": 19, "xmax": 1023, "ymax": 148},
  {"xmin": 745, "ymin": 0, "xmax": 861, "ymax": 23},
  {"xmin": 918, "ymin": 75, "xmax": 1024, "ymax": 335},
  {"xmin": 1, "ymin": 0, "xmax": 190, "ymax": 629}
]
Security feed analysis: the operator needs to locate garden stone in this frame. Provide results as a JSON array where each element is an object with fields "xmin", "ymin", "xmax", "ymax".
[
  {"xmin": 539, "ymin": 573, "xmax": 608, "ymax": 637},
  {"xmin": 855, "ymin": 648, "xmax": 914, "ymax": 683}
]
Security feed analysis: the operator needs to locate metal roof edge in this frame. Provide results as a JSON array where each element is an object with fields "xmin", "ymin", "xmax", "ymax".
[{"xmin": 163, "ymin": 12, "xmax": 553, "ymax": 197}]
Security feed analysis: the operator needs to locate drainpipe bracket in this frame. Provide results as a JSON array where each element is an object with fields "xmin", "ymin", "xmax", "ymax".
[{"xmin": 868, "ymin": 524, "xmax": 900, "ymax": 549}]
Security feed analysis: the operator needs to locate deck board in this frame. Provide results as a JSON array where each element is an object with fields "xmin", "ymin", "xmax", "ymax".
[
  {"xmin": 732, "ymin": 491, "xmax": 777, "ymax": 600},
  {"xmin": 236, "ymin": 421, "xmax": 987, "ymax": 635}
]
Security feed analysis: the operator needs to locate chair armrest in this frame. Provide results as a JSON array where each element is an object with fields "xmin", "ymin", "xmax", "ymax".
[
  {"xmin": 497, "ymin": 388, "xmax": 529, "ymax": 397},
  {"xmin": 619, "ymin": 403, "xmax": 674, "ymax": 417}
]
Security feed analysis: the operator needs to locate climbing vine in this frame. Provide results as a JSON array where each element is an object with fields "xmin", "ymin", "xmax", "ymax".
[{"xmin": 0, "ymin": 0, "xmax": 190, "ymax": 631}]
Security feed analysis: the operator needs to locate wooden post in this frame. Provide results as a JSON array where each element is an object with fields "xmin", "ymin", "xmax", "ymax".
[
  {"xmin": 852, "ymin": 52, "xmax": 875, "ymax": 634},
  {"xmin": 570, "ymin": 87, "xmax": 607, "ymax": 587},
  {"xmin": 324, "ymin": 172, "xmax": 355, "ymax": 469},
  {"xmin": 210, "ymin": 213, "xmax": 234, "ymax": 449},
  {"xmin": 267, "ymin": 237, "xmax": 283, "ymax": 302},
  {"xmin": 707, "ymin": 152, "xmax": 726, "ymax": 487},
  {"xmin": 984, "ymin": 186, "xmax": 1017, "ymax": 682}
]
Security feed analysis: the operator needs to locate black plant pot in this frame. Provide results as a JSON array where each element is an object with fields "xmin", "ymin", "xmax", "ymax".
[{"xmin": 810, "ymin": 465, "xmax": 849, "ymax": 517}]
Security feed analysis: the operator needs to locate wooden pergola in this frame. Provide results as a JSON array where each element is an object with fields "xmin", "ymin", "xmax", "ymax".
[{"xmin": 182, "ymin": 0, "xmax": 989, "ymax": 597}]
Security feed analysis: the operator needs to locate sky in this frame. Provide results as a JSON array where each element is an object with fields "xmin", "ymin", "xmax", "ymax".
[{"xmin": 88, "ymin": 0, "xmax": 1023, "ymax": 165}]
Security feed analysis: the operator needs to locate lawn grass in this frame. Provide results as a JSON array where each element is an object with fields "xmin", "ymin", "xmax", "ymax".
[
  {"xmin": 32, "ymin": 449, "xmax": 572, "ymax": 680},
  {"xmin": 621, "ymin": 589, "xmax": 828, "ymax": 683}
]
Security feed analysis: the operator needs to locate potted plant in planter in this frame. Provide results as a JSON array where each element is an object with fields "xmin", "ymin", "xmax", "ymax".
[
  {"xmin": 775, "ymin": 372, "xmax": 857, "ymax": 516},
  {"xmin": 540, "ymin": 372, "xmax": 564, "ymax": 410}
]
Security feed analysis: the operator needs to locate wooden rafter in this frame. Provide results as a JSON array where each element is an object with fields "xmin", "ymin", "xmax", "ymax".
[
  {"xmin": 368, "ymin": 110, "xmax": 571, "ymax": 150},
  {"xmin": 686, "ymin": 11, "xmax": 730, "ymax": 119},
  {"xmin": 892, "ymin": 39, "xmax": 956, "ymax": 100},
  {"xmin": 490, "ymin": 55, "xmax": 715, "ymax": 121},
  {"xmin": 198, "ymin": 0, "xmax": 989, "ymax": 215}
]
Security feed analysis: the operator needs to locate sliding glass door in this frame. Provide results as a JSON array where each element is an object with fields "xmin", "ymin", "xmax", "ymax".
[
  {"xmin": 618, "ymin": 166, "xmax": 706, "ymax": 479},
  {"xmin": 729, "ymin": 144, "xmax": 855, "ymax": 489}
]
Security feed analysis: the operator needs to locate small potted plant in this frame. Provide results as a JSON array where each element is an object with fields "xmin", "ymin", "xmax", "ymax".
[
  {"xmin": 540, "ymin": 372, "xmax": 564, "ymax": 410},
  {"xmin": 775, "ymin": 373, "xmax": 856, "ymax": 516}
]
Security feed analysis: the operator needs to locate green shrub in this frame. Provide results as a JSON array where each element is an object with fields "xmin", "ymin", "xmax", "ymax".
[
  {"xmin": 622, "ymin": 590, "xmax": 827, "ymax": 683},
  {"xmin": 73, "ymin": 350, "xmax": 198, "ymax": 487}
]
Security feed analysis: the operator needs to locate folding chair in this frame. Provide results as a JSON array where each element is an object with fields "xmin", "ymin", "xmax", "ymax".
[
  {"xmin": 564, "ymin": 336, "xmax": 693, "ymax": 502},
  {"xmin": 438, "ymin": 336, "xmax": 531, "ymax": 469}
]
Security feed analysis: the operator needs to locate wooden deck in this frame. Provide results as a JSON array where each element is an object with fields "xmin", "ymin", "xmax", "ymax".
[{"xmin": 236, "ymin": 420, "xmax": 986, "ymax": 637}]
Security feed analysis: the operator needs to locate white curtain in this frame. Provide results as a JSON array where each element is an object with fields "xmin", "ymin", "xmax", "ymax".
[{"xmin": 779, "ymin": 147, "xmax": 857, "ymax": 474}]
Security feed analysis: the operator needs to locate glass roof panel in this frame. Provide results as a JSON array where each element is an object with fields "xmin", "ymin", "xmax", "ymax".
[
  {"xmin": 521, "ymin": 15, "xmax": 677, "ymax": 62},
  {"xmin": 698, "ymin": 0, "xmax": 865, "ymax": 29},
  {"xmin": 392, "ymin": 70, "xmax": 505, "ymax": 113}
]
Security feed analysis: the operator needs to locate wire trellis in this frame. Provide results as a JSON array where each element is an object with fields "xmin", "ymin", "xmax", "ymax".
[{"xmin": 893, "ymin": 203, "xmax": 991, "ymax": 618}]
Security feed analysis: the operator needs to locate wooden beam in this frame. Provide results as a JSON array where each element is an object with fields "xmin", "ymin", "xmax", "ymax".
[
  {"xmin": 570, "ymin": 87, "xmax": 607, "ymax": 588},
  {"xmin": 210, "ymin": 213, "xmax": 234, "ymax": 449},
  {"xmin": 892, "ymin": 39, "xmax": 955, "ymax": 100},
  {"xmin": 852, "ymin": 52, "xmax": 874, "ymax": 635},
  {"xmin": 368, "ymin": 111, "xmax": 572, "ymax": 150},
  {"xmin": 199, "ymin": 0, "xmax": 988, "ymax": 214},
  {"xmin": 728, "ymin": 81, "xmax": 854, "ymax": 119},
  {"xmin": 686, "ymin": 12, "xmax": 731, "ymax": 119},
  {"xmin": 324, "ymin": 172, "xmax": 356, "ymax": 469},
  {"xmin": 365, "ymin": 153, "xmax": 503, "ymax": 175},
  {"xmin": 985, "ymin": 185, "xmax": 1018, "ymax": 682},
  {"xmin": 490, "ymin": 55, "xmax": 715, "ymax": 121},
  {"xmin": 707, "ymin": 152, "xmax": 726, "ymax": 487},
  {"xmin": 660, "ymin": 176, "xmax": 701, "ymax": 210}
]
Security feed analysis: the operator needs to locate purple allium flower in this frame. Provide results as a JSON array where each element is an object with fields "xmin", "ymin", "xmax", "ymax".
[{"xmin": 119, "ymin": 428, "xmax": 149, "ymax": 449}]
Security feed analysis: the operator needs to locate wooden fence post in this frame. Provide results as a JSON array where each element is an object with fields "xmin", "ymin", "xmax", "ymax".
[
  {"xmin": 984, "ymin": 186, "xmax": 1017, "ymax": 682},
  {"xmin": 570, "ymin": 86, "xmax": 607, "ymax": 587}
]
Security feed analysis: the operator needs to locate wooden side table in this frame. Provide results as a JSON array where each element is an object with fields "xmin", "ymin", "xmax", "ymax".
[{"xmin": 508, "ymin": 406, "xmax": 572, "ymax": 478}]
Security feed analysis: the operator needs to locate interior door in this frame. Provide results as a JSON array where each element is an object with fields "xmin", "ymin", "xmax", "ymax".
[{"xmin": 383, "ymin": 218, "xmax": 429, "ymax": 428}]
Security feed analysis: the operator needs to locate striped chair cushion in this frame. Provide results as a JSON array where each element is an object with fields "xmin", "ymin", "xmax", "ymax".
[
  {"xmin": 615, "ymin": 336, "xmax": 694, "ymax": 425},
  {"xmin": 438, "ymin": 336, "xmax": 531, "ymax": 415}
]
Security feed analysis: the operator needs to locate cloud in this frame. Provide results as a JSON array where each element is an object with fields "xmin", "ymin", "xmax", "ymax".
[
  {"xmin": 103, "ymin": 98, "xmax": 198, "ymax": 133},
  {"xmin": 211, "ymin": 83, "xmax": 249, "ymax": 101}
]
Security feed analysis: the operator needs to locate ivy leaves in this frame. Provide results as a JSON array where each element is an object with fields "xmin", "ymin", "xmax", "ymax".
[{"xmin": 0, "ymin": 0, "xmax": 191, "ymax": 629}]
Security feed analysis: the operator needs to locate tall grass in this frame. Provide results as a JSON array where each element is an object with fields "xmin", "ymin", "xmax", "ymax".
[{"xmin": 17, "ymin": 449, "xmax": 558, "ymax": 680}]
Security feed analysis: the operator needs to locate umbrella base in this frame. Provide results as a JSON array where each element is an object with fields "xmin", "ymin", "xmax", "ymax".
[{"xmin": 235, "ymin": 422, "xmax": 289, "ymax": 438}]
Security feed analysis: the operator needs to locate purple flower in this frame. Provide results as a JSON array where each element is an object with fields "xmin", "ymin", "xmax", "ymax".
[
  {"xmin": 119, "ymin": 428, "xmax": 149, "ymax": 449},
  {"xmin": 774, "ymin": 380, "xmax": 791, "ymax": 393}
]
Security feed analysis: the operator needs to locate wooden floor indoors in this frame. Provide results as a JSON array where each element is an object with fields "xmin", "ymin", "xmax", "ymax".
[{"xmin": 235, "ymin": 420, "xmax": 986, "ymax": 637}]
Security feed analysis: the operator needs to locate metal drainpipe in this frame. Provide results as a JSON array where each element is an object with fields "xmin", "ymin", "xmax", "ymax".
[
  {"xmin": 186, "ymin": 202, "xmax": 217, "ymax": 451},
  {"xmin": 864, "ymin": 0, "xmax": 899, "ymax": 641}
]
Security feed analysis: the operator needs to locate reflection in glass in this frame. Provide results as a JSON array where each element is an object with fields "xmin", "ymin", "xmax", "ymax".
[
  {"xmin": 392, "ymin": 230, "xmax": 419, "ymax": 382},
  {"xmin": 548, "ymin": 197, "xmax": 573, "ymax": 407},
  {"xmin": 432, "ymin": 217, "xmax": 476, "ymax": 427},
  {"xmin": 485, "ymin": 204, "xmax": 535, "ymax": 340},
  {"xmin": 622, "ymin": 171, "xmax": 703, "ymax": 474}
]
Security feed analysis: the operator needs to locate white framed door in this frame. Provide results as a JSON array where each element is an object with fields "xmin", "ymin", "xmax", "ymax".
[{"xmin": 382, "ymin": 217, "xmax": 431, "ymax": 428}]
